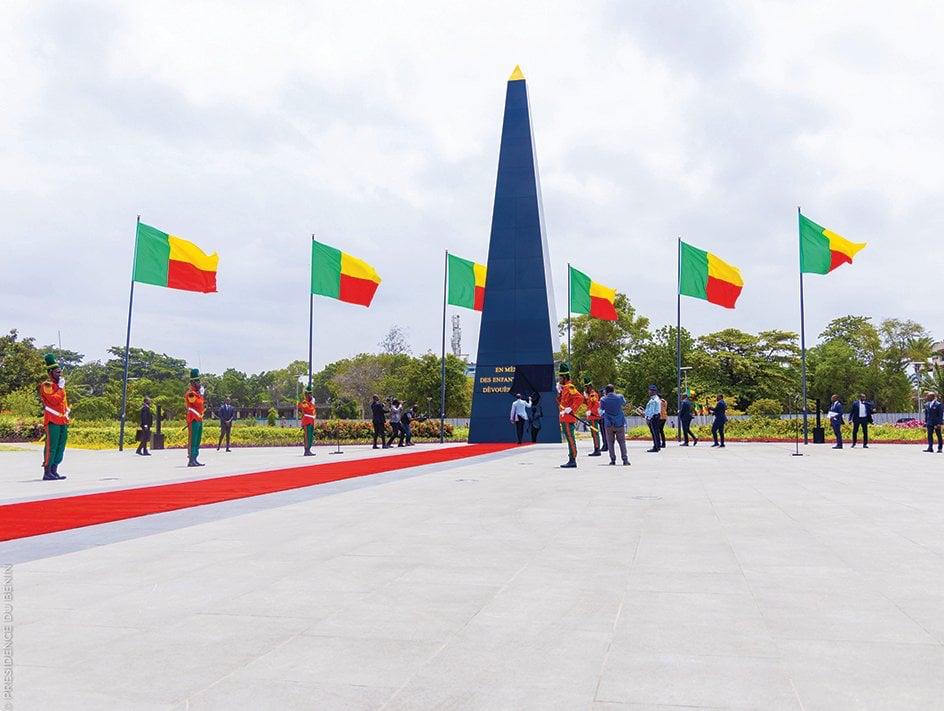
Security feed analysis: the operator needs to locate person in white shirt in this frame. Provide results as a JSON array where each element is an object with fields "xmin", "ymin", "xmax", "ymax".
[{"xmin": 509, "ymin": 393, "xmax": 529, "ymax": 444}]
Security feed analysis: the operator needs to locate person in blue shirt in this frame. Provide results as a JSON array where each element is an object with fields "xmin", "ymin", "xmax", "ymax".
[
  {"xmin": 216, "ymin": 397, "xmax": 236, "ymax": 452},
  {"xmin": 708, "ymin": 394, "xmax": 727, "ymax": 448},
  {"xmin": 827, "ymin": 394, "xmax": 844, "ymax": 449},
  {"xmin": 643, "ymin": 385, "xmax": 662, "ymax": 453},
  {"xmin": 923, "ymin": 391, "xmax": 942, "ymax": 453},
  {"xmin": 599, "ymin": 384, "xmax": 629, "ymax": 465}
]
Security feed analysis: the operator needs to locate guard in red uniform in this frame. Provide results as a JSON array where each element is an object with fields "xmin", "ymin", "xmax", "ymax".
[
  {"xmin": 39, "ymin": 353, "xmax": 70, "ymax": 480},
  {"xmin": 583, "ymin": 379, "xmax": 604, "ymax": 457},
  {"xmin": 185, "ymin": 368, "xmax": 205, "ymax": 467},
  {"xmin": 298, "ymin": 386, "xmax": 317, "ymax": 456},
  {"xmin": 557, "ymin": 363, "xmax": 584, "ymax": 469}
]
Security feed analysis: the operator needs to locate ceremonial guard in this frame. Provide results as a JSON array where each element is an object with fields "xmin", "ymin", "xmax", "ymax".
[
  {"xmin": 583, "ymin": 379, "xmax": 603, "ymax": 456},
  {"xmin": 185, "ymin": 368, "xmax": 205, "ymax": 467},
  {"xmin": 39, "ymin": 353, "xmax": 69, "ymax": 480},
  {"xmin": 557, "ymin": 364, "xmax": 584, "ymax": 468},
  {"xmin": 298, "ymin": 386, "xmax": 317, "ymax": 456}
]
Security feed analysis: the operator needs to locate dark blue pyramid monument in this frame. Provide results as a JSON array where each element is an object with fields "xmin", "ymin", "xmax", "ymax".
[{"xmin": 469, "ymin": 66, "xmax": 560, "ymax": 444}]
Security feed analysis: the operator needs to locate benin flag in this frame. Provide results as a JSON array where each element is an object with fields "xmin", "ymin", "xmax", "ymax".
[
  {"xmin": 447, "ymin": 253, "xmax": 486, "ymax": 311},
  {"xmin": 569, "ymin": 266, "xmax": 617, "ymax": 321},
  {"xmin": 311, "ymin": 240, "xmax": 381, "ymax": 307},
  {"xmin": 679, "ymin": 241, "xmax": 743, "ymax": 309},
  {"xmin": 799, "ymin": 213, "xmax": 866, "ymax": 274},
  {"xmin": 133, "ymin": 223, "xmax": 218, "ymax": 293}
]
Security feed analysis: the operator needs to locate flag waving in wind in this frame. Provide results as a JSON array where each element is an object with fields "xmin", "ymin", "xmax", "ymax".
[
  {"xmin": 799, "ymin": 213, "xmax": 866, "ymax": 274},
  {"xmin": 133, "ymin": 223, "xmax": 219, "ymax": 293},
  {"xmin": 679, "ymin": 241, "xmax": 743, "ymax": 309},
  {"xmin": 311, "ymin": 240, "xmax": 381, "ymax": 307}
]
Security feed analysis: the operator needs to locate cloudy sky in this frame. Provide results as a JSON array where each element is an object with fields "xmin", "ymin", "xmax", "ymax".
[{"xmin": 2, "ymin": 1, "xmax": 942, "ymax": 373}]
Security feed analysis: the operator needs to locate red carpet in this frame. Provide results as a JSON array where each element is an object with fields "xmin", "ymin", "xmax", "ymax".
[{"xmin": 0, "ymin": 443, "xmax": 517, "ymax": 541}]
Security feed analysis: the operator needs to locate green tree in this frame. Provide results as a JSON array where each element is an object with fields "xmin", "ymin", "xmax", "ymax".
[
  {"xmin": 819, "ymin": 316, "xmax": 882, "ymax": 363},
  {"xmin": 0, "ymin": 330, "xmax": 42, "ymax": 398},
  {"xmin": 399, "ymin": 353, "xmax": 470, "ymax": 417},
  {"xmin": 621, "ymin": 325, "xmax": 696, "ymax": 412},
  {"xmin": 690, "ymin": 328, "xmax": 800, "ymax": 409},
  {"xmin": 40, "ymin": 345, "xmax": 84, "ymax": 370}
]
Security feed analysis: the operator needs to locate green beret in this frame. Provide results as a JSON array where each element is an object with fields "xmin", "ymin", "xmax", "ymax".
[
  {"xmin": 583, "ymin": 377, "xmax": 593, "ymax": 387},
  {"xmin": 558, "ymin": 362, "xmax": 570, "ymax": 376},
  {"xmin": 44, "ymin": 353, "xmax": 59, "ymax": 370},
  {"xmin": 304, "ymin": 386, "xmax": 313, "ymax": 394},
  {"xmin": 189, "ymin": 368, "xmax": 200, "ymax": 380}
]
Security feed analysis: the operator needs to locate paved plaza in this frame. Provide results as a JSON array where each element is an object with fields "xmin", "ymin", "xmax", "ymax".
[{"xmin": 3, "ymin": 441, "xmax": 944, "ymax": 709}]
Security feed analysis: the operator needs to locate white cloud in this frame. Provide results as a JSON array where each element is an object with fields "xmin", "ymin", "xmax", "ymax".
[{"xmin": 1, "ymin": 0, "xmax": 941, "ymax": 374}]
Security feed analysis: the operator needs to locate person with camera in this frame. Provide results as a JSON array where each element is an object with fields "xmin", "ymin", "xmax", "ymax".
[{"xmin": 386, "ymin": 398, "xmax": 406, "ymax": 447}]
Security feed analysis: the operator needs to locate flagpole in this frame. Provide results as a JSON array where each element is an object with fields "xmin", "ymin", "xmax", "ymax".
[
  {"xmin": 439, "ymin": 250, "xmax": 448, "ymax": 444},
  {"xmin": 117, "ymin": 215, "xmax": 140, "ymax": 452},
  {"xmin": 676, "ymin": 237, "xmax": 682, "ymax": 442},
  {"xmin": 567, "ymin": 263, "xmax": 572, "ymax": 370},
  {"xmin": 798, "ymin": 206, "xmax": 809, "ymax": 444},
  {"xmin": 308, "ymin": 234, "xmax": 315, "ymax": 388}
]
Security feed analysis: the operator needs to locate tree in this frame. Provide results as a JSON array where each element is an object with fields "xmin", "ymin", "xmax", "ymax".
[
  {"xmin": 0, "ymin": 330, "xmax": 42, "ymax": 398},
  {"xmin": 818, "ymin": 316, "xmax": 881, "ymax": 363},
  {"xmin": 399, "ymin": 353, "xmax": 470, "ymax": 417},
  {"xmin": 104, "ymin": 347, "xmax": 188, "ymax": 383},
  {"xmin": 379, "ymin": 326, "xmax": 411, "ymax": 355},
  {"xmin": 559, "ymin": 293, "xmax": 650, "ymax": 390},
  {"xmin": 332, "ymin": 354, "xmax": 388, "ymax": 417},
  {"xmin": 621, "ymin": 325, "xmax": 696, "ymax": 412},
  {"xmin": 690, "ymin": 328, "xmax": 800, "ymax": 409}
]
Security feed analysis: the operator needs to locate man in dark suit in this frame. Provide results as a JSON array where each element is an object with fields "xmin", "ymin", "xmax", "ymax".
[
  {"xmin": 848, "ymin": 393, "xmax": 874, "ymax": 448},
  {"xmin": 828, "ymin": 394, "xmax": 844, "ymax": 449},
  {"xmin": 217, "ymin": 397, "xmax": 236, "ymax": 452},
  {"xmin": 135, "ymin": 396, "xmax": 153, "ymax": 456},
  {"xmin": 708, "ymin": 395, "xmax": 727, "ymax": 447},
  {"xmin": 679, "ymin": 393, "xmax": 697, "ymax": 446},
  {"xmin": 924, "ymin": 391, "xmax": 942, "ymax": 453}
]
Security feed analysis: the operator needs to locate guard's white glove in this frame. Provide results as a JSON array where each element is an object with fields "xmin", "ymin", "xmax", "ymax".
[
  {"xmin": 556, "ymin": 383, "xmax": 562, "ymax": 393},
  {"xmin": 200, "ymin": 386, "xmax": 206, "ymax": 396},
  {"xmin": 563, "ymin": 407, "xmax": 572, "ymax": 414},
  {"xmin": 58, "ymin": 377, "xmax": 66, "ymax": 387}
]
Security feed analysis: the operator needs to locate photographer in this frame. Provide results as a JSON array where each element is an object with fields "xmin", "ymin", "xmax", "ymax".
[{"xmin": 386, "ymin": 398, "xmax": 405, "ymax": 448}]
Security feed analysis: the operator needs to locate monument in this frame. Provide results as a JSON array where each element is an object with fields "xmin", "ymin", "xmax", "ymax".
[{"xmin": 468, "ymin": 66, "xmax": 560, "ymax": 444}]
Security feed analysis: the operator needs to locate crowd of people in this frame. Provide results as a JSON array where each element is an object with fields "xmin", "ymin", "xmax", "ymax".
[{"xmin": 550, "ymin": 363, "xmax": 731, "ymax": 468}]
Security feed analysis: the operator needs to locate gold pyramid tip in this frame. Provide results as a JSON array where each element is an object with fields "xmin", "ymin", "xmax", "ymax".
[{"xmin": 508, "ymin": 65, "xmax": 525, "ymax": 81}]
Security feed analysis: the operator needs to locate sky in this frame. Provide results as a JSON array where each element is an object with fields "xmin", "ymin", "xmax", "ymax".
[{"xmin": 2, "ymin": 0, "xmax": 942, "ymax": 374}]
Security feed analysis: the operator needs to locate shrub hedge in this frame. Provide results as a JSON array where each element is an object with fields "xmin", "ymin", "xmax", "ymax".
[{"xmin": 0, "ymin": 416, "xmax": 455, "ymax": 449}]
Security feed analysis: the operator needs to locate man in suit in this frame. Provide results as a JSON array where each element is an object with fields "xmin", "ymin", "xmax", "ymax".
[
  {"xmin": 828, "ymin": 394, "xmax": 844, "ymax": 449},
  {"xmin": 371, "ymin": 394, "xmax": 387, "ymax": 449},
  {"xmin": 679, "ymin": 393, "xmax": 697, "ymax": 446},
  {"xmin": 136, "ymin": 396, "xmax": 153, "ymax": 456},
  {"xmin": 924, "ymin": 391, "xmax": 942, "ymax": 453},
  {"xmin": 599, "ymin": 384, "xmax": 629, "ymax": 465},
  {"xmin": 509, "ymin": 393, "xmax": 529, "ymax": 445},
  {"xmin": 848, "ymin": 393, "xmax": 874, "ymax": 448},
  {"xmin": 217, "ymin": 396, "xmax": 236, "ymax": 452},
  {"xmin": 708, "ymin": 394, "xmax": 727, "ymax": 448}
]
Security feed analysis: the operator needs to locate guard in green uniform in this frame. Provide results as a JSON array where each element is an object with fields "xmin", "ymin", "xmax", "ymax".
[
  {"xmin": 185, "ymin": 368, "xmax": 206, "ymax": 467},
  {"xmin": 39, "ymin": 353, "xmax": 70, "ymax": 480}
]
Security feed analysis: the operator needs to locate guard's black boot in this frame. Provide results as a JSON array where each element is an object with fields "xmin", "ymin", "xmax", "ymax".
[
  {"xmin": 42, "ymin": 465, "xmax": 58, "ymax": 481},
  {"xmin": 51, "ymin": 464, "xmax": 66, "ymax": 480},
  {"xmin": 588, "ymin": 449, "xmax": 601, "ymax": 457},
  {"xmin": 560, "ymin": 458, "xmax": 577, "ymax": 469}
]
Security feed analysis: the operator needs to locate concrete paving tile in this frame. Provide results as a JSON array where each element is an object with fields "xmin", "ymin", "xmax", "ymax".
[
  {"xmin": 596, "ymin": 651, "xmax": 800, "ymax": 709},
  {"xmin": 613, "ymin": 591, "xmax": 779, "ymax": 657},
  {"xmin": 188, "ymin": 678, "xmax": 395, "ymax": 711},
  {"xmin": 240, "ymin": 635, "xmax": 442, "ymax": 687},
  {"xmin": 778, "ymin": 638, "xmax": 944, "ymax": 709}
]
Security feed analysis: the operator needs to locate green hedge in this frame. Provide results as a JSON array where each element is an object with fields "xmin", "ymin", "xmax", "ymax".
[{"xmin": 0, "ymin": 416, "xmax": 456, "ymax": 449}]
